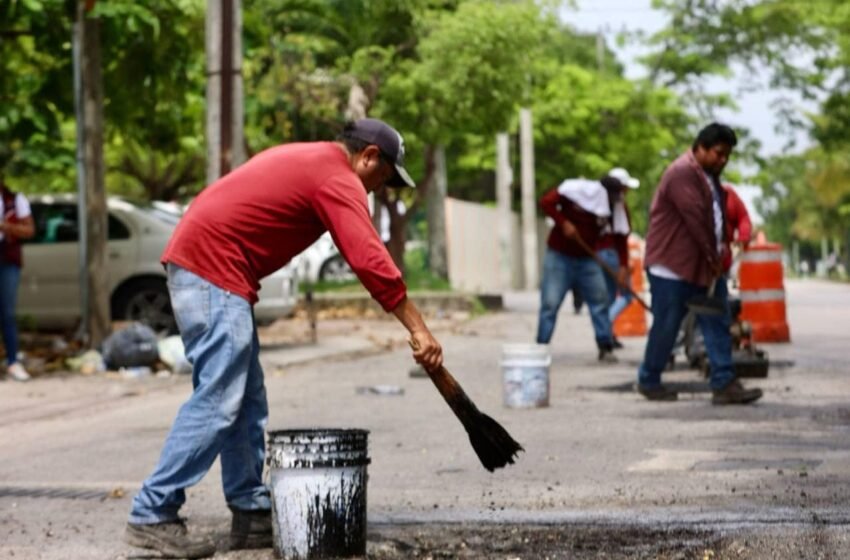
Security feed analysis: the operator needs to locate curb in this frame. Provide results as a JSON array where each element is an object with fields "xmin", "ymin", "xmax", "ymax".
[{"xmin": 296, "ymin": 291, "xmax": 504, "ymax": 315}]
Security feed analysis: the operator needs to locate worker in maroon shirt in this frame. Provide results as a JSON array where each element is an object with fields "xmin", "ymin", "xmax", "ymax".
[
  {"xmin": 537, "ymin": 177, "xmax": 619, "ymax": 363},
  {"xmin": 637, "ymin": 123, "xmax": 762, "ymax": 405},
  {"xmin": 126, "ymin": 119, "xmax": 443, "ymax": 558}
]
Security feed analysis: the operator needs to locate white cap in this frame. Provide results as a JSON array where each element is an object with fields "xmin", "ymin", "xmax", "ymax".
[{"xmin": 608, "ymin": 167, "xmax": 640, "ymax": 189}]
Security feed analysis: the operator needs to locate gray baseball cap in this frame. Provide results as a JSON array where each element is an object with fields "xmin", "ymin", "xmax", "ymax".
[{"xmin": 346, "ymin": 118, "xmax": 415, "ymax": 188}]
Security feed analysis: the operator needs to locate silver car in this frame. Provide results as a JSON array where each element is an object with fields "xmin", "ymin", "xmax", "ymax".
[{"xmin": 19, "ymin": 195, "xmax": 298, "ymax": 334}]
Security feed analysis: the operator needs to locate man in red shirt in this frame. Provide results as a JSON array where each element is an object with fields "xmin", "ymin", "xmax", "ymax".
[
  {"xmin": 126, "ymin": 119, "xmax": 442, "ymax": 558},
  {"xmin": 722, "ymin": 183, "xmax": 752, "ymax": 274}
]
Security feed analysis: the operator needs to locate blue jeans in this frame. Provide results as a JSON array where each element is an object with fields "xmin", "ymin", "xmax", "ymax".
[
  {"xmin": 597, "ymin": 248, "xmax": 632, "ymax": 323},
  {"xmin": 129, "ymin": 264, "xmax": 270, "ymax": 524},
  {"xmin": 536, "ymin": 248, "xmax": 613, "ymax": 348},
  {"xmin": 0, "ymin": 262, "xmax": 21, "ymax": 367},
  {"xmin": 638, "ymin": 272, "xmax": 735, "ymax": 391}
]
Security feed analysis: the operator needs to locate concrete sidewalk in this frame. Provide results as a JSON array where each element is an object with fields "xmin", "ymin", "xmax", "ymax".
[{"xmin": 0, "ymin": 279, "xmax": 848, "ymax": 558}]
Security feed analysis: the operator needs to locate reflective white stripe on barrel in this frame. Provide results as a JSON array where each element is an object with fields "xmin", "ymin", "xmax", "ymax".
[
  {"xmin": 740, "ymin": 250, "xmax": 783, "ymax": 263},
  {"xmin": 739, "ymin": 289, "xmax": 786, "ymax": 302}
]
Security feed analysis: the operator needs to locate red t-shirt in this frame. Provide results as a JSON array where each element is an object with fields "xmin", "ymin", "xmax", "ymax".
[{"xmin": 162, "ymin": 142, "xmax": 406, "ymax": 312}]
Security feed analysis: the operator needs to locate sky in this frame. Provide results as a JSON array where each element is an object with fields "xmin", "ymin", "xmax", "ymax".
[{"xmin": 561, "ymin": 0, "xmax": 814, "ymax": 158}]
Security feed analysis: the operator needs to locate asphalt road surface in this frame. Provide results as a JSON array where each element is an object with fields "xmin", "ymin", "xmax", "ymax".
[{"xmin": 1, "ymin": 279, "xmax": 848, "ymax": 559}]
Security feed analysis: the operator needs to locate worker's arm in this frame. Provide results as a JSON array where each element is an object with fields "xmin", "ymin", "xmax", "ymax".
[
  {"xmin": 313, "ymin": 176, "xmax": 407, "ymax": 313},
  {"xmin": 728, "ymin": 188, "xmax": 752, "ymax": 244},
  {"xmin": 663, "ymin": 166, "xmax": 721, "ymax": 271},
  {"xmin": 540, "ymin": 189, "xmax": 577, "ymax": 238},
  {"xmin": 0, "ymin": 215, "xmax": 35, "ymax": 240},
  {"xmin": 392, "ymin": 296, "xmax": 442, "ymax": 371}
]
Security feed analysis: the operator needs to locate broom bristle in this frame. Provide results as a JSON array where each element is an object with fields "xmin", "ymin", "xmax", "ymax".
[{"xmin": 465, "ymin": 413, "xmax": 523, "ymax": 472}]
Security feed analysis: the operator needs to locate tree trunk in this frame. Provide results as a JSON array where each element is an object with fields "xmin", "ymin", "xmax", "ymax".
[
  {"xmin": 77, "ymin": 0, "xmax": 109, "ymax": 347},
  {"xmin": 374, "ymin": 187, "xmax": 407, "ymax": 276},
  {"xmin": 425, "ymin": 144, "xmax": 448, "ymax": 278}
]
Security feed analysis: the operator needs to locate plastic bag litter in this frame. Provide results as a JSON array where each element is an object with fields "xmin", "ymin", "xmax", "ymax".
[
  {"xmin": 66, "ymin": 349, "xmax": 106, "ymax": 375},
  {"xmin": 158, "ymin": 335, "xmax": 192, "ymax": 375},
  {"xmin": 101, "ymin": 322, "xmax": 159, "ymax": 369},
  {"xmin": 355, "ymin": 384, "xmax": 405, "ymax": 396}
]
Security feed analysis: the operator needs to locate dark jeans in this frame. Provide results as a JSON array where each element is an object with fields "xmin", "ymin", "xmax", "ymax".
[
  {"xmin": 638, "ymin": 272, "xmax": 735, "ymax": 391},
  {"xmin": 0, "ymin": 262, "xmax": 21, "ymax": 366}
]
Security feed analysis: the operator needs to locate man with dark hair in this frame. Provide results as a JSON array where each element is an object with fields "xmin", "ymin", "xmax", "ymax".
[
  {"xmin": 125, "ymin": 118, "xmax": 442, "ymax": 558},
  {"xmin": 636, "ymin": 122, "xmax": 762, "ymax": 404}
]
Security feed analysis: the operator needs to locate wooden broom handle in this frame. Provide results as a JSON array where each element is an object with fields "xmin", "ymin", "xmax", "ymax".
[{"xmin": 572, "ymin": 234, "xmax": 652, "ymax": 313}]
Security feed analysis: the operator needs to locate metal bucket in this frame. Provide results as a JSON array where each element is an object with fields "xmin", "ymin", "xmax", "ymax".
[
  {"xmin": 267, "ymin": 429, "xmax": 370, "ymax": 559},
  {"xmin": 501, "ymin": 343, "xmax": 551, "ymax": 408}
]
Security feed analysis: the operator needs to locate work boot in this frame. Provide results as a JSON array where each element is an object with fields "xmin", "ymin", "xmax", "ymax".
[
  {"xmin": 612, "ymin": 337, "xmax": 624, "ymax": 349},
  {"xmin": 230, "ymin": 508, "xmax": 273, "ymax": 550},
  {"xmin": 598, "ymin": 347, "xmax": 618, "ymax": 364},
  {"xmin": 712, "ymin": 379, "xmax": 763, "ymax": 405},
  {"xmin": 598, "ymin": 349, "xmax": 618, "ymax": 363},
  {"xmin": 124, "ymin": 519, "xmax": 215, "ymax": 559},
  {"xmin": 637, "ymin": 384, "xmax": 678, "ymax": 401}
]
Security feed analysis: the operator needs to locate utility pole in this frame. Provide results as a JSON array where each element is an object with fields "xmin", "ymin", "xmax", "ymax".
[
  {"xmin": 596, "ymin": 25, "xmax": 605, "ymax": 72},
  {"xmin": 206, "ymin": 0, "xmax": 244, "ymax": 182},
  {"xmin": 519, "ymin": 108, "xmax": 538, "ymax": 290},
  {"xmin": 495, "ymin": 132, "xmax": 513, "ymax": 289},
  {"xmin": 72, "ymin": 0, "xmax": 109, "ymax": 347}
]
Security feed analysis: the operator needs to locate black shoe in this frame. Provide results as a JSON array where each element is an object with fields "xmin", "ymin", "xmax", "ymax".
[
  {"xmin": 612, "ymin": 337, "xmax": 624, "ymax": 349},
  {"xmin": 598, "ymin": 347, "xmax": 618, "ymax": 364},
  {"xmin": 637, "ymin": 384, "xmax": 678, "ymax": 401},
  {"xmin": 712, "ymin": 379, "xmax": 763, "ymax": 405},
  {"xmin": 125, "ymin": 520, "xmax": 215, "ymax": 559},
  {"xmin": 230, "ymin": 508, "xmax": 273, "ymax": 550}
]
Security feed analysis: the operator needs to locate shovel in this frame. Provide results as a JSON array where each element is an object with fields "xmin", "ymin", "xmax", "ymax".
[
  {"xmin": 686, "ymin": 275, "xmax": 725, "ymax": 316},
  {"xmin": 409, "ymin": 340, "xmax": 523, "ymax": 472}
]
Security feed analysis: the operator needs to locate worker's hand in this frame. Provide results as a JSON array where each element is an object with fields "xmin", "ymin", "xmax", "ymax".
[
  {"xmin": 616, "ymin": 267, "xmax": 630, "ymax": 289},
  {"xmin": 409, "ymin": 330, "xmax": 443, "ymax": 372},
  {"xmin": 560, "ymin": 220, "xmax": 578, "ymax": 239}
]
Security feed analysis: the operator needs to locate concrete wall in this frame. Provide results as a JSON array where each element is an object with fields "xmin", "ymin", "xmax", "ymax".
[{"xmin": 445, "ymin": 197, "xmax": 548, "ymax": 294}]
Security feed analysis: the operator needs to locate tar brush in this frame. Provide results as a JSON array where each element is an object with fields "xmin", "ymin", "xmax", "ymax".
[{"xmin": 410, "ymin": 341, "xmax": 523, "ymax": 471}]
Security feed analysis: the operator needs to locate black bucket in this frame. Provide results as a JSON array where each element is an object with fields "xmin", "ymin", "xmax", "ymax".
[{"xmin": 267, "ymin": 429, "xmax": 370, "ymax": 559}]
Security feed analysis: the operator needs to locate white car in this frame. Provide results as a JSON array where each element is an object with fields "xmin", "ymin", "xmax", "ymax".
[
  {"xmin": 290, "ymin": 232, "xmax": 354, "ymax": 283},
  {"xmin": 18, "ymin": 195, "xmax": 298, "ymax": 334}
]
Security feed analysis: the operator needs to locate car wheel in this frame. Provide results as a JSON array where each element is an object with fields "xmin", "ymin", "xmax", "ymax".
[
  {"xmin": 112, "ymin": 278, "xmax": 176, "ymax": 335},
  {"xmin": 319, "ymin": 255, "xmax": 354, "ymax": 282}
]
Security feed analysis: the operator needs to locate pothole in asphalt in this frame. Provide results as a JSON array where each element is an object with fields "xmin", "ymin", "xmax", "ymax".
[{"xmin": 367, "ymin": 524, "xmax": 718, "ymax": 559}]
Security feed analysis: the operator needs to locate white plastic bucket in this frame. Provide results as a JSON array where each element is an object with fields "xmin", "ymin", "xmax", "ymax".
[
  {"xmin": 267, "ymin": 429, "xmax": 370, "ymax": 559},
  {"xmin": 501, "ymin": 343, "xmax": 551, "ymax": 408}
]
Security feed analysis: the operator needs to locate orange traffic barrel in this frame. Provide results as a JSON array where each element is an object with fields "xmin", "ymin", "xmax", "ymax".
[
  {"xmin": 738, "ymin": 242, "xmax": 790, "ymax": 342},
  {"xmin": 613, "ymin": 237, "xmax": 648, "ymax": 337}
]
